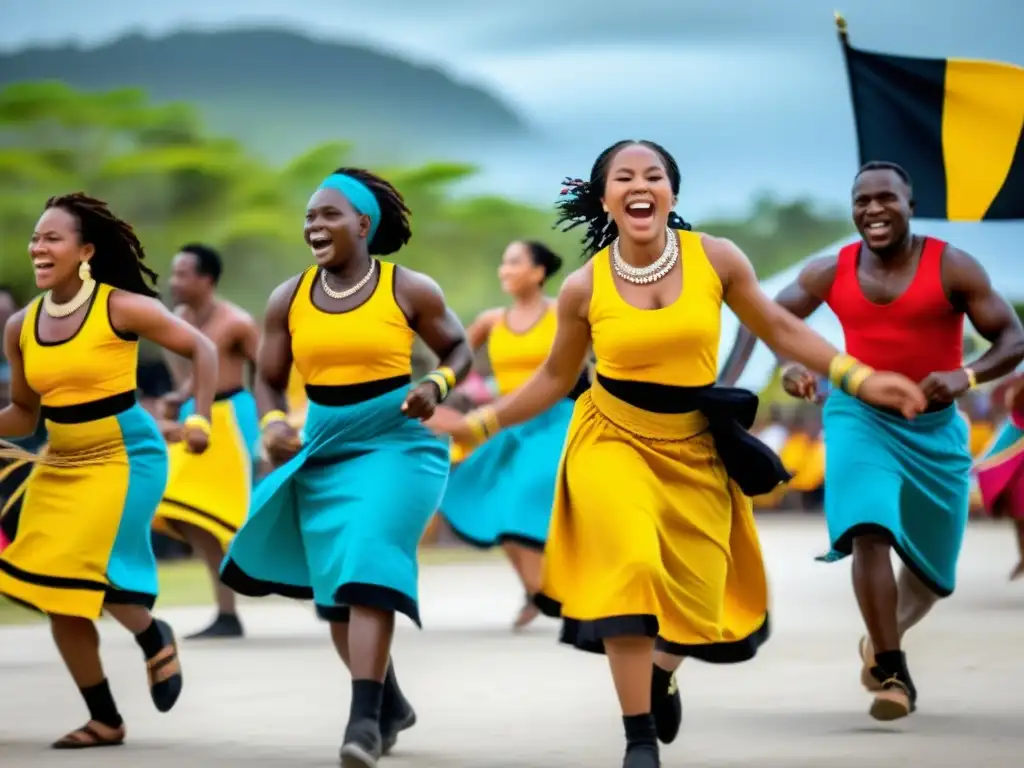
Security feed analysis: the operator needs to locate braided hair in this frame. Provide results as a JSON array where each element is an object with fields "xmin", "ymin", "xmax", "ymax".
[
  {"xmin": 554, "ymin": 140, "xmax": 691, "ymax": 259},
  {"xmin": 330, "ymin": 167, "xmax": 412, "ymax": 256},
  {"xmin": 46, "ymin": 193, "xmax": 159, "ymax": 297}
]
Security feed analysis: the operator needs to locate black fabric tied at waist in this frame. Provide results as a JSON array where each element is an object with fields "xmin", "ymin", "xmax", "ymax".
[{"xmin": 596, "ymin": 374, "xmax": 791, "ymax": 497}]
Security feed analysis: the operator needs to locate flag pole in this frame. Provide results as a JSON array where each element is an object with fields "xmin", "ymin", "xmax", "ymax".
[
  {"xmin": 834, "ymin": 11, "xmax": 865, "ymax": 167},
  {"xmin": 834, "ymin": 11, "xmax": 849, "ymax": 46}
]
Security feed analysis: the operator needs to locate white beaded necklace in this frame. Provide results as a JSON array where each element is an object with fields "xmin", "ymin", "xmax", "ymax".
[
  {"xmin": 320, "ymin": 259, "xmax": 376, "ymax": 300},
  {"xmin": 611, "ymin": 228, "xmax": 678, "ymax": 285}
]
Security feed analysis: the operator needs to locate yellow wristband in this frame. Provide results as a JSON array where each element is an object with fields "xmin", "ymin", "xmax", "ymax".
[
  {"xmin": 421, "ymin": 372, "xmax": 450, "ymax": 401},
  {"xmin": 437, "ymin": 366, "xmax": 457, "ymax": 389},
  {"xmin": 964, "ymin": 367, "xmax": 978, "ymax": 389},
  {"xmin": 183, "ymin": 414, "xmax": 211, "ymax": 437},
  {"xmin": 843, "ymin": 364, "xmax": 875, "ymax": 397},
  {"xmin": 828, "ymin": 354, "xmax": 858, "ymax": 388},
  {"xmin": 260, "ymin": 410, "xmax": 288, "ymax": 430}
]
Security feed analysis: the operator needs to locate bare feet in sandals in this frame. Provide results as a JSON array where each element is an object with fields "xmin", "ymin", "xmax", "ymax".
[
  {"xmin": 52, "ymin": 720, "xmax": 126, "ymax": 750},
  {"xmin": 858, "ymin": 636, "xmax": 883, "ymax": 692},
  {"xmin": 147, "ymin": 619, "xmax": 183, "ymax": 712}
]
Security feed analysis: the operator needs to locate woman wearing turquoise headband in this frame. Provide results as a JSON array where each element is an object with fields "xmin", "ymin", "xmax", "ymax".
[{"xmin": 220, "ymin": 167, "xmax": 473, "ymax": 767}]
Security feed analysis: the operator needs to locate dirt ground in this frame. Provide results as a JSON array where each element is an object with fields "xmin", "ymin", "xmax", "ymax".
[{"xmin": 2, "ymin": 516, "xmax": 1022, "ymax": 767}]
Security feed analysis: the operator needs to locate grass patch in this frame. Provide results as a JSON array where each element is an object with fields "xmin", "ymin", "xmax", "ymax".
[{"xmin": 0, "ymin": 545, "xmax": 498, "ymax": 626}]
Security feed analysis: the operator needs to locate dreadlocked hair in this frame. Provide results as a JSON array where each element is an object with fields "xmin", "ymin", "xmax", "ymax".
[
  {"xmin": 46, "ymin": 193, "xmax": 159, "ymax": 297},
  {"xmin": 554, "ymin": 140, "xmax": 691, "ymax": 259},
  {"xmin": 330, "ymin": 167, "xmax": 412, "ymax": 256}
]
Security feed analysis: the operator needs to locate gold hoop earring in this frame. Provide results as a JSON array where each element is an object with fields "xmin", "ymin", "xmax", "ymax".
[{"xmin": 79, "ymin": 261, "xmax": 92, "ymax": 282}]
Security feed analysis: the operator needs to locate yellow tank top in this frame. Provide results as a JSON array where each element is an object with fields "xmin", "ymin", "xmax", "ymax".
[
  {"xmin": 488, "ymin": 305, "xmax": 556, "ymax": 395},
  {"xmin": 20, "ymin": 283, "xmax": 139, "ymax": 407},
  {"xmin": 589, "ymin": 230, "xmax": 721, "ymax": 387},
  {"xmin": 288, "ymin": 261, "xmax": 414, "ymax": 386}
]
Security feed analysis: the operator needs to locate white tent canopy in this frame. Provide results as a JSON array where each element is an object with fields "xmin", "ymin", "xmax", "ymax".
[{"xmin": 718, "ymin": 219, "xmax": 1024, "ymax": 392}]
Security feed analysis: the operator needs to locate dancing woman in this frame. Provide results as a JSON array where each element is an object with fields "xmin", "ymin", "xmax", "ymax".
[
  {"xmin": 0, "ymin": 193, "xmax": 218, "ymax": 748},
  {"xmin": 457, "ymin": 141, "xmax": 927, "ymax": 767},
  {"xmin": 436, "ymin": 240, "xmax": 588, "ymax": 629},
  {"xmin": 219, "ymin": 167, "xmax": 473, "ymax": 767}
]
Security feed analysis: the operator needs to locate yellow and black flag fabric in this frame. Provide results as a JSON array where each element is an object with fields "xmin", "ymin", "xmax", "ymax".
[{"xmin": 837, "ymin": 14, "xmax": 1024, "ymax": 220}]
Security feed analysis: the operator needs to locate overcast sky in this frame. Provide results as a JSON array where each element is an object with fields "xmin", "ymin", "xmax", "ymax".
[{"xmin": 3, "ymin": 1, "xmax": 1021, "ymax": 217}]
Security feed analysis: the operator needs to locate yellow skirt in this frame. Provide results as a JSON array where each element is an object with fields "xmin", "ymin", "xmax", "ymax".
[
  {"xmin": 153, "ymin": 389, "xmax": 259, "ymax": 549},
  {"xmin": 0, "ymin": 401, "xmax": 169, "ymax": 618},
  {"xmin": 535, "ymin": 380, "xmax": 770, "ymax": 661}
]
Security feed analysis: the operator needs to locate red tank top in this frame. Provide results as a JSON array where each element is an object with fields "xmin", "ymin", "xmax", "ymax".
[{"xmin": 825, "ymin": 237, "xmax": 963, "ymax": 382}]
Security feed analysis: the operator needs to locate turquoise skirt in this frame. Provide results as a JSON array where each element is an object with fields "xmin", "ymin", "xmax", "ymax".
[
  {"xmin": 220, "ymin": 384, "xmax": 450, "ymax": 625},
  {"xmin": 817, "ymin": 390, "xmax": 971, "ymax": 596},
  {"xmin": 441, "ymin": 398, "xmax": 573, "ymax": 550}
]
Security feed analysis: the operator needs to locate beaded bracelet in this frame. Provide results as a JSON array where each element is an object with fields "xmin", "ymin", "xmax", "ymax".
[
  {"xmin": 182, "ymin": 414, "xmax": 212, "ymax": 437},
  {"xmin": 259, "ymin": 410, "xmax": 288, "ymax": 431},
  {"xmin": 964, "ymin": 367, "xmax": 978, "ymax": 389}
]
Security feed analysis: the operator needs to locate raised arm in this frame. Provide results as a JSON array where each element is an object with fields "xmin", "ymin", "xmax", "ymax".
[
  {"xmin": 468, "ymin": 267, "xmax": 592, "ymax": 438},
  {"xmin": 395, "ymin": 267, "xmax": 473, "ymax": 420},
  {"xmin": 920, "ymin": 247, "xmax": 1024, "ymax": 402},
  {"xmin": 708, "ymin": 236, "xmax": 925, "ymax": 417},
  {"xmin": 0, "ymin": 311, "xmax": 40, "ymax": 439},
  {"xmin": 718, "ymin": 255, "xmax": 835, "ymax": 386},
  {"xmin": 110, "ymin": 291, "xmax": 218, "ymax": 452}
]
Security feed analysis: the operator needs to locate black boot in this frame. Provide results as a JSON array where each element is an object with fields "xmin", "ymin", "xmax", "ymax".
[
  {"xmin": 186, "ymin": 612, "xmax": 243, "ymax": 640},
  {"xmin": 379, "ymin": 662, "xmax": 416, "ymax": 754},
  {"xmin": 651, "ymin": 664, "xmax": 682, "ymax": 744},
  {"xmin": 341, "ymin": 680, "xmax": 384, "ymax": 767},
  {"xmin": 622, "ymin": 714, "xmax": 660, "ymax": 768}
]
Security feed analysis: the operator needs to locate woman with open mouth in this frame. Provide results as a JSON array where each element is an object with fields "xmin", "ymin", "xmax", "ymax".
[
  {"xmin": 456, "ymin": 139, "xmax": 927, "ymax": 768},
  {"xmin": 219, "ymin": 167, "xmax": 473, "ymax": 768},
  {"xmin": 0, "ymin": 192, "xmax": 219, "ymax": 749},
  {"xmin": 432, "ymin": 239, "xmax": 589, "ymax": 631}
]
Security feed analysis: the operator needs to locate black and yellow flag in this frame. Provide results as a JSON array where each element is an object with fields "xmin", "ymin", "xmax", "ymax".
[{"xmin": 837, "ymin": 14, "xmax": 1024, "ymax": 220}]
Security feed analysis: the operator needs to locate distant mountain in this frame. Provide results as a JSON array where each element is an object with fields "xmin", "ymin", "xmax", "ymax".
[{"xmin": 0, "ymin": 29, "xmax": 533, "ymax": 163}]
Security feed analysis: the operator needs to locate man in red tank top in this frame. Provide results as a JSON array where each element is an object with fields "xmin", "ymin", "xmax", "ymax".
[{"xmin": 720, "ymin": 162, "xmax": 1024, "ymax": 721}]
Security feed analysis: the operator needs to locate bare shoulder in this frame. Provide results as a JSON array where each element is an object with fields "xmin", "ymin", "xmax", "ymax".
[
  {"xmin": 3, "ymin": 307, "xmax": 28, "ymax": 346},
  {"xmin": 941, "ymin": 242, "xmax": 989, "ymax": 287},
  {"xmin": 220, "ymin": 299, "xmax": 258, "ymax": 327},
  {"xmin": 394, "ymin": 264, "xmax": 442, "ymax": 298},
  {"xmin": 796, "ymin": 255, "xmax": 839, "ymax": 298},
  {"xmin": 473, "ymin": 307, "xmax": 505, "ymax": 329},
  {"xmin": 697, "ymin": 233, "xmax": 754, "ymax": 286},
  {"xmin": 108, "ymin": 288, "xmax": 162, "ymax": 314},
  {"xmin": 557, "ymin": 262, "xmax": 594, "ymax": 319},
  {"xmin": 266, "ymin": 273, "xmax": 306, "ymax": 315}
]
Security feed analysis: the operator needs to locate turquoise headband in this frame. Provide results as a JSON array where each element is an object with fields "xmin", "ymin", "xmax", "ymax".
[{"xmin": 318, "ymin": 173, "xmax": 382, "ymax": 243}]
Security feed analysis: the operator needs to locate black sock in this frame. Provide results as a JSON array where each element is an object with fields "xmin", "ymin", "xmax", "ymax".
[
  {"xmin": 381, "ymin": 662, "xmax": 403, "ymax": 718},
  {"xmin": 350, "ymin": 679, "xmax": 384, "ymax": 722},
  {"xmin": 80, "ymin": 679, "xmax": 123, "ymax": 728},
  {"xmin": 875, "ymin": 650, "xmax": 916, "ymax": 697},
  {"xmin": 134, "ymin": 619, "xmax": 165, "ymax": 660},
  {"xmin": 651, "ymin": 664, "xmax": 673, "ymax": 700},
  {"xmin": 623, "ymin": 713, "xmax": 657, "ymax": 749}
]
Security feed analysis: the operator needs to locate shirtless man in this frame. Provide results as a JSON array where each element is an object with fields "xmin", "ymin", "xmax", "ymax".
[{"xmin": 154, "ymin": 244, "xmax": 261, "ymax": 639}]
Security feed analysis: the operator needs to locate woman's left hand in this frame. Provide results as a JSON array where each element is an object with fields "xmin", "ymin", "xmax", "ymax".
[
  {"xmin": 401, "ymin": 381, "xmax": 439, "ymax": 420},
  {"xmin": 183, "ymin": 426, "xmax": 210, "ymax": 454}
]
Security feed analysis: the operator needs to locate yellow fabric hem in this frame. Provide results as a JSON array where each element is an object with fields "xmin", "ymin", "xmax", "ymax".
[
  {"xmin": 155, "ymin": 500, "xmax": 236, "ymax": 550},
  {"xmin": 0, "ymin": 568, "xmax": 105, "ymax": 619}
]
